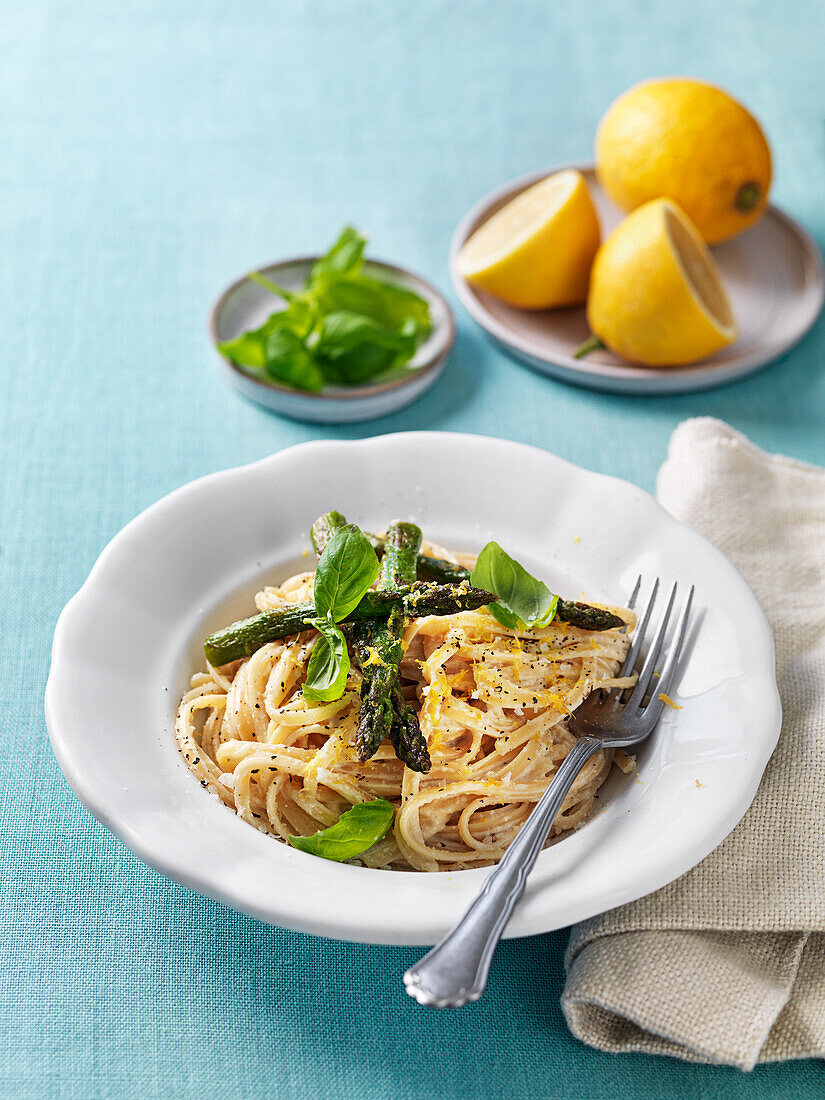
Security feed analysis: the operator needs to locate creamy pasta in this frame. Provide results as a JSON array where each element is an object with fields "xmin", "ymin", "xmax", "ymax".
[{"xmin": 176, "ymin": 544, "xmax": 635, "ymax": 870}]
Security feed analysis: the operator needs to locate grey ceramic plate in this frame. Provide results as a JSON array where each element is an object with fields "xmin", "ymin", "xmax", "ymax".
[
  {"xmin": 211, "ymin": 257, "xmax": 455, "ymax": 423},
  {"xmin": 450, "ymin": 164, "xmax": 825, "ymax": 395}
]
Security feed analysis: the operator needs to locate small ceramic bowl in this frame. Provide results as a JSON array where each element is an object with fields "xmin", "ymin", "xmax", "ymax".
[{"xmin": 210, "ymin": 257, "xmax": 455, "ymax": 423}]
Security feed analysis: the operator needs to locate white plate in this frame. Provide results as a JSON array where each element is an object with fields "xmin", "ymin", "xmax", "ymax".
[
  {"xmin": 450, "ymin": 165, "xmax": 825, "ymax": 395},
  {"xmin": 211, "ymin": 257, "xmax": 454, "ymax": 423},
  {"xmin": 45, "ymin": 434, "xmax": 781, "ymax": 945}
]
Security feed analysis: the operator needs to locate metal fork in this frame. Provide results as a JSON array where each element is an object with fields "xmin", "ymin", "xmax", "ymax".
[{"xmin": 403, "ymin": 577, "xmax": 694, "ymax": 1008}]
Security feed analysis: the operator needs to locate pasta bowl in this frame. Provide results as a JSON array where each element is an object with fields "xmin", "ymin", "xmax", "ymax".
[{"xmin": 45, "ymin": 434, "xmax": 780, "ymax": 944}]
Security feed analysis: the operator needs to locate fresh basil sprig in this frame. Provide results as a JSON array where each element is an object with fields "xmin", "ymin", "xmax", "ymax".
[
  {"xmin": 471, "ymin": 542, "xmax": 559, "ymax": 631},
  {"xmin": 288, "ymin": 798, "xmax": 394, "ymax": 861},
  {"xmin": 217, "ymin": 227, "xmax": 432, "ymax": 393},
  {"xmin": 303, "ymin": 525, "xmax": 380, "ymax": 703}
]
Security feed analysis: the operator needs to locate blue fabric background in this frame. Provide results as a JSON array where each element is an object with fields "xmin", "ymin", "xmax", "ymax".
[{"xmin": 3, "ymin": 0, "xmax": 824, "ymax": 1095}]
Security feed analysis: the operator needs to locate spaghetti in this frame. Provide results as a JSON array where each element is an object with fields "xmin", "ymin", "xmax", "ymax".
[{"xmin": 176, "ymin": 544, "xmax": 636, "ymax": 871}]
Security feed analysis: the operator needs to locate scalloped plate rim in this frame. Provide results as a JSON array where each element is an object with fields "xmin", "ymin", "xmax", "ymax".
[{"xmin": 45, "ymin": 432, "xmax": 781, "ymax": 944}]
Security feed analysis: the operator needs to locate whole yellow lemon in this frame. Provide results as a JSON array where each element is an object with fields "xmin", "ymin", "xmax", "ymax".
[{"xmin": 595, "ymin": 77, "xmax": 772, "ymax": 244}]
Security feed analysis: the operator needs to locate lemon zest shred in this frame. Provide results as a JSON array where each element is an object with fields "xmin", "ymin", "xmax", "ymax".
[
  {"xmin": 658, "ymin": 692, "xmax": 683, "ymax": 709},
  {"xmin": 362, "ymin": 646, "xmax": 383, "ymax": 669}
]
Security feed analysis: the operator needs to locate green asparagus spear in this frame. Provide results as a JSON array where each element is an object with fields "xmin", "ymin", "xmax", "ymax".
[
  {"xmin": 310, "ymin": 511, "xmax": 349, "ymax": 557},
  {"xmin": 414, "ymin": 553, "xmax": 472, "ymax": 585},
  {"xmin": 363, "ymin": 522, "xmax": 431, "ymax": 770},
  {"xmin": 401, "ymin": 580, "xmax": 494, "ymax": 618},
  {"xmin": 205, "ymin": 581, "xmax": 497, "ymax": 666},
  {"xmin": 378, "ymin": 523, "xmax": 431, "ymax": 771},
  {"xmin": 554, "ymin": 600, "xmax": 625, "ymax": 632},
  {"xmin": 380, "ymin": 522, "xmax": 421, "ymax": 584},
  {"xmin": 204, "ymin": 589, "xmax": 403, "ymax": 667},
  {"xmin": 368, "ymin": 538, "xmax": 624, "ymax": 632},
  {"xmin": 314, "ymin": 514, "xmax": 429, "ymax": 766},
  {"xmin": 389, "ymin": 686, "xmax": 431, "ymax": 773},
  {"xmin": 348, "ymin": 613, "xmax": 403, "ymax": 759},
  {"xmin": 366, "ymin": 533, "xmax": 468, "ymax": 583},
  {"xmin": 354, "ymin": 524, "xmax": 420, "ymax": 759}
]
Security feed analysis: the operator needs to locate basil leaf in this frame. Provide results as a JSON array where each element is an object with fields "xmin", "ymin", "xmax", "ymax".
[
  {"xmin": 217, "ymin": 299, "xmax": 316, "ymax": 373},
  {"xmin": 352, "ymin": 276, "xmax": 432, "ymax": 334},
  {"xmin": 308, "ymin": 226, "xmax": 366, "ymax": 286},
  {"xmin": 471, "ymin": 542, "xmax": 559, "ymax": 630},
  {"xmin": 314, "ymin": 349, "xmax": 400, "ymax": 387},
  {"xmin": 316, "ymin": 310, "xmax": 416, "ymax": 355},
  {"xmin": 288, "ymin": 798, "xmax": 394, "ymax": 862},
  {"xmin": 303, "ymin": 616, "xmax": 350, "ymax": 702},
  {"xmin": 314, "ymin": 275, "xmax": 432, "ymax": 336},
  {"xmin": 317, "ymin": 343, "xmax": 400, "ymax": 385},
  {"xmin": 262, "ymin": 328, "xmax": 324, "ymax": 392},
  {"xmin": 314, "ymin": 524, "xmax": 380, "ymax": 622},
  {"xmin": 217, "ymin": 330, "xmax": 268, "ymax": 371},
  {"xmin": 314, "ymin": 311, "xmax": 419, "ymax": 384}
]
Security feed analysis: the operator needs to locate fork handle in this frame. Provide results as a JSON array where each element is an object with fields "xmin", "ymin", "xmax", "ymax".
[{"xmin": 403, "ymin": 735, "xmax": 602, "ymax": 1008}]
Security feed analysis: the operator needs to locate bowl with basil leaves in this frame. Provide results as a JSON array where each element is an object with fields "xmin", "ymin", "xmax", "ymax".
[{"xmin": 211, "ymin": 228, "xmax": 455, "ymax": 423}]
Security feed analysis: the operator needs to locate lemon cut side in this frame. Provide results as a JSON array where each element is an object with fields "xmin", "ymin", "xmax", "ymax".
[
  {"xmin": 587, "ymin": 198, "xmax": 737, "ymax": 367},
  {"xmin": 457, "ymin": 170, "xmax": 601, "ymax": 309},
  {"xmin": 666, "ymin": 205, "xmax": 736, "ymax": 337}
]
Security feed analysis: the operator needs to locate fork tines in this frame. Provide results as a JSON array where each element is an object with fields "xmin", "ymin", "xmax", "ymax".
[{"xmin": 623, "ymin": 577, "xmax": 694, "ymax": 714}]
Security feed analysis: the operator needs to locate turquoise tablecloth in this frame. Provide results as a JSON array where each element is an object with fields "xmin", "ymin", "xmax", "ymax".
[{"xmin": 3, "ymin": 1, "xmax": 825, "ymax": 1096}]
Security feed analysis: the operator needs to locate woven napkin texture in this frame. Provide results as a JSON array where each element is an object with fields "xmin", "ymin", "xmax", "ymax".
[{"xmin": 562, "ymin": 418, "xmax": 825, "ymax": 1070}]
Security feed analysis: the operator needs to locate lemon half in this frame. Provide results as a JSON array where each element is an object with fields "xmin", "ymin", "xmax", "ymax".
[
  {"xmin": 586, "ymin": 198, "xmax": 737, "ymax": 367},
  {"xmin": 456, "ymin": 170, "xmax": 600, "ymax": 309}
]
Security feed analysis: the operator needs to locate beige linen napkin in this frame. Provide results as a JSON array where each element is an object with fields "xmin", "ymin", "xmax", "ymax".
[{"xmin": 562, "ymin": 418, "xmax": 825, "ymax": 1070}]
